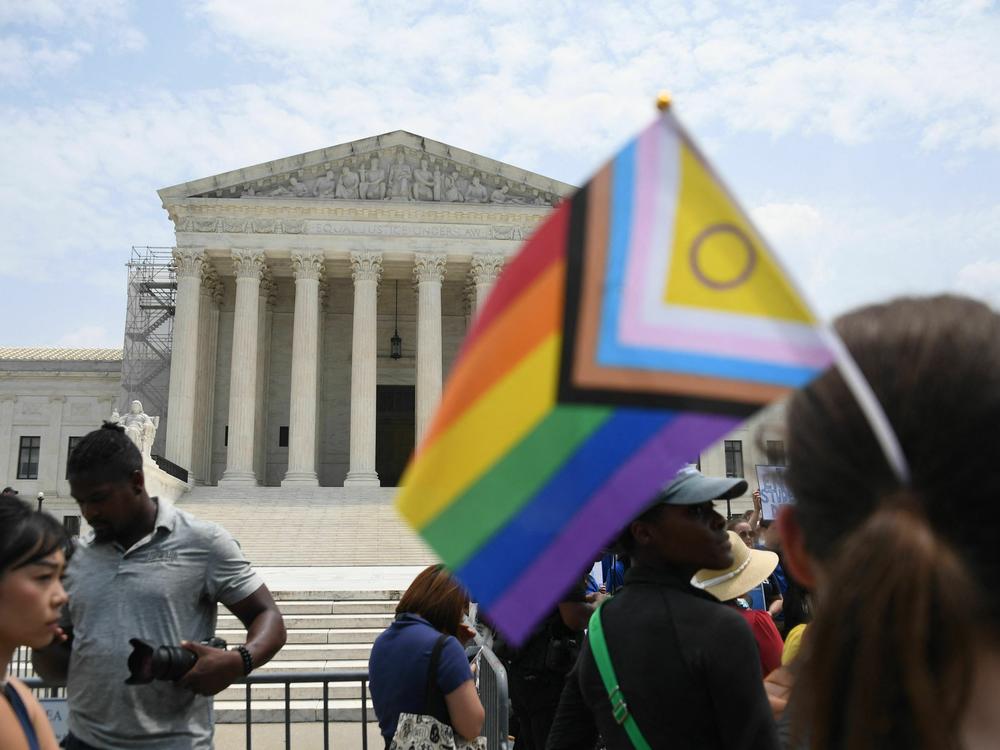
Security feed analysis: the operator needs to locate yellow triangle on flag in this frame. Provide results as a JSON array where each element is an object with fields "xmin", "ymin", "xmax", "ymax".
[{"xmin": 664, "ymin": 142, "xmax": 816, "ymax": 324}]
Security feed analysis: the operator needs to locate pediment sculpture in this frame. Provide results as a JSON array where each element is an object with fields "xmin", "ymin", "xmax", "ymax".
[{"xmin": 203, "ymin": 147, "xmax": 559, "ymax": 206}]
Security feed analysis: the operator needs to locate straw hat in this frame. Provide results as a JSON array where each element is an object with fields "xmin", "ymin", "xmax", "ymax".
[{"xmin": 691, "ymin": 531, "xmax": 779, "ymax": 603}]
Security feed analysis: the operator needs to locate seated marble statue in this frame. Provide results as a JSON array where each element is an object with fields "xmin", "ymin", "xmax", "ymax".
[
  {"xmin": 360, "ymin": 157, "xmax": 387, "ymax": 200},
  {"xmin": 412, "ymin": 159, "xmax": 436, "ymax": 201},
  {"xmin": 465, "ymin": 175, "xmax": 488, "ymax": 203},
  {"xmin": 335, "ymin": 165, "xmax": 361, "ymax": 199},
  {"xmin": 314, "ymin": 170, "xmax": 337, "ymax": 198},
  {"xmin": 443, "ymin": 172, "xmax": 464, "ymax": 202},
  {"xmin": 114, "ymin": 400, "xmax": 159, "ymax": 459}
]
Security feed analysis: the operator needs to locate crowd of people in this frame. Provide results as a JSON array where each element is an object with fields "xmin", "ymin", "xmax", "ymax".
[{"xmin": 2, "ymin": 293, "xmax": 999, "ymax": 749}]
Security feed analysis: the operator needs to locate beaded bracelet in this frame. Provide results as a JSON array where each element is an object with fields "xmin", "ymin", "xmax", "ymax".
[{"xmin": 235, "ymin": 645, "xmax": 254, "ymax": 676}]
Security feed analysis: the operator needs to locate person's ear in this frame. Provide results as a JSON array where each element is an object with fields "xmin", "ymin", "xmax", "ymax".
[
  {"xmin": 777, "ymin": 505, "xmax": 817, "ymax": 588},
  {"xmin": 131, "ymin": 469, "xmax": 146, "ymax": 495},
  {"xmin": 629, "ymin": 519, "xmax": 652, "ymax": 548}
]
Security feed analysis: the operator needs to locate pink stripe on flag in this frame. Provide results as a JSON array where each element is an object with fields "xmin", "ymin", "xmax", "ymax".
[
  {"xmin": 486, "ymin": 412, "xmax": 742, "ymax": 644},
  {"xmin": 620, "ymin": 120, "xmax": 664, "ymax": 337},
  {"xmin": 619, "ymin": 322, "xmax": 836, "ymax": 370}
]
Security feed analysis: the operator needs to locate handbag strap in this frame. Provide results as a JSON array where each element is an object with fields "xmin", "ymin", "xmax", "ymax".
[
  {"xmin": 423, "ymin": 633, "xmax": 449, "ymax": 714},
  {"xmin": 4, "ymin": 682, "xmax": 41, "ymax": 750},
  {"xmin": 587, "ymin": 602, "xmax": 652, "ymax": 750}
]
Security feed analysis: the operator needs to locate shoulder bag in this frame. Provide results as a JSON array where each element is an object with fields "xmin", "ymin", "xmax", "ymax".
[{"xmin": 390, "ymin": 634, "xmax": 487, "ymax": 750}]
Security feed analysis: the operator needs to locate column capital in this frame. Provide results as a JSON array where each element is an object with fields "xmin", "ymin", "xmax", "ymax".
[
  {"xmin": 232, "ymin": 249, "xmax": 267, "ymax": 280},
  {"xmin": 200, "ymin": 263, "xmax": 223, "ymax": 306},
  {"xmin": 291, "ymin": 251, "xmax": 326, "ymax": 282},
  {"xmin": 172, "ymin": 247, "xmax": 205, "ymax": 279},
  {"xmin": 259, "ymin": 272, "xmax": 278, "ymax": 306},
  {"xmin": 469, "ymin": 253, "xmax": 505, "ymax": 285},
  {"xmin": 351, "ymin": 251, "xmax": 383, "ymax": 284},
  {"xmin": 319, "ymin": 279, "xmax": 330, "ymax": 308},
  {"xmin": 413, "ymin": 253, "xmax": 447, "ymax": 284}
]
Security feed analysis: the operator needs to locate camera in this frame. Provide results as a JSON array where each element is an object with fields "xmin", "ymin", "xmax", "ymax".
[{"xmin": 125, "ymin": 636, "xmax": 228, "ymax": 684}]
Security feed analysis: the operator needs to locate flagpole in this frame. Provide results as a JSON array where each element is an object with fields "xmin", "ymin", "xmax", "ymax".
[{"xmin": 652, "ymin": 90, "xmax": 911, "ymax": 487}]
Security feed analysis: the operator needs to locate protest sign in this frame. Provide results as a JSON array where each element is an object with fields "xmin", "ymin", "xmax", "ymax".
[
  {"xmin": 40, "ymin": 698, "xmax": 69, "ymax": 741},
  {"xmin": 755, "ymin": 465, "xmax": 793, "ymax": 521}
]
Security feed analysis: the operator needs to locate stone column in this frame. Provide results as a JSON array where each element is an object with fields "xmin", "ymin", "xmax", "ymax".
[
  {"xmin": 344, "ymin": 251, "xmax": 382, "ymax": 487},
  {"xmin": 282, "ymin": 252, "xmax": 325, "ymax": 486},
  {"xmin": 219, "ymin": 250, "xmax": 266, "ymax": 486},
  {"xmin": 191, "ymin": 264, "xmax": 221, "ymax": 485},
  {"xmin": 470, "ymin": 253, "xmax": 505, "ymax": 313},
  {"xmin": 253, "ymin": 274, "xmax": 275, "ymax": 484},
  {"xmin": 41, "ymin": 396, "xmax": 65, "ymax": 495},
  {"xmin": 414, "ymin": 254, "xmax": 447, "ymax": 445},
  {"xmin": 0, "ymin": 395, "xmax": 15, "ymax": 485},
  {"xmin": 164, "ymin": 247, "xmax": 204, "ymax": 478}
]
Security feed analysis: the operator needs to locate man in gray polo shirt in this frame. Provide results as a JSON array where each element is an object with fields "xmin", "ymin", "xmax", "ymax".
[{"xmin": 34, "ymin": 423, "xmax": 287, "ymax": 749}]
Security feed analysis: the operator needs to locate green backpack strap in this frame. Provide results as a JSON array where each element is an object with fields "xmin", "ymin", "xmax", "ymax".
[{"xmin": 588, "ymin": 601, "xmax": 652, "ymax": 750}]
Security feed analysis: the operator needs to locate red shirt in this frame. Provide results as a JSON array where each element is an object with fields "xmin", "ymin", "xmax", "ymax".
[{"xmin": 736, "ymin": 607, "xmax": 783, "ymax": 676}]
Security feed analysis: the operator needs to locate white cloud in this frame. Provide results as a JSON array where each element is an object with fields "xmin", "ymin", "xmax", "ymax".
[
  {"xmin": 186, "ymin": 0, "xmax": 1000, "ymax": 152},
  {"xmin": 751, "ymin": 201, "xmax": 832, "ymax": 292},
  {"xmin": 0, "ymin": 0, "xmax": 144, "ymax": 84},
  {"xmin": 0, "ymin": 36, "xmax": 91, "ymax": 84},
  {"xmin": 955, "ymin": 260, "xmax": 1000, "ymax": 307}
]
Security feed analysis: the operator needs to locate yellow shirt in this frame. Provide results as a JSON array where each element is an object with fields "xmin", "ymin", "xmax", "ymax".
[{"xmin": 782, "ymin": 624, "xmax": 808, "ymax": 665}]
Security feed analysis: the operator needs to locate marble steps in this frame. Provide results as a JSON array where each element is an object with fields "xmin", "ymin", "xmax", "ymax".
[
  {"xmin": 213, "ymin": 589, "xmax": 394, "ymax": 723},
  {"xmin": 218, "ymin": 627, "xmax": 385, "ymax": 645},
  {"xmin": 214, "ymin": 698, "xmax": 375, "ymax": 724}
]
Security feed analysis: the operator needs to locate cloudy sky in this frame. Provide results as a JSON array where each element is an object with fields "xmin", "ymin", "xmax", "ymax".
[{"xmin": 1, "ymin": 0, "xmax": 998, "ymax": 347}]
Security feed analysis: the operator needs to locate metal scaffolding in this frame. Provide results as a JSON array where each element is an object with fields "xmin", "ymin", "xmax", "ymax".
[{"xmin": 120, "ymin": 246, "xmax": 175, "ymax": 456}]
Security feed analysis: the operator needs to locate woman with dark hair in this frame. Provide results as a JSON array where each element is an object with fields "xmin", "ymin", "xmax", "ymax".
[
  {"xmin": 774, "ymin": 295, "xmax": 1000, "ymax": 749},
  {"xmin": 368, "ymin": 564, "xmax": 485, "ymax": 747},
  {"xmin": 0, "ymin": 496, "xmax": 69, "ymax": 749}
]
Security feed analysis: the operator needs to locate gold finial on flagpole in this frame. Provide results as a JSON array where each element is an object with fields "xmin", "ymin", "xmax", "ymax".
[{"xmin": 656, "ymin": 91, "xmax": 672, "ymax": 112}]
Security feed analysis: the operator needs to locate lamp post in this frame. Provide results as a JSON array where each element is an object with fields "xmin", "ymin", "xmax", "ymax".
[
  {"xmin": 390, "ymin": 280, "xmax": 402, "ymax": 359},
  {"xmin": 36, "ymin": 491, "xmax": 44, "ymax": 513}
]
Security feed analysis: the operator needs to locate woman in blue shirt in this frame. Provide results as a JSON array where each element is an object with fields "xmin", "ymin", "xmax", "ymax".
[{"xmin": 369, "ymin": 565, "xmax": 484, "ymax": 748}]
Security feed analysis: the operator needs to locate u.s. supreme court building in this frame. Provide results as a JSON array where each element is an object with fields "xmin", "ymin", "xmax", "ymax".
[{"xmin": 1, "ymin": 131, "xmax": 786, "ymax": 560}]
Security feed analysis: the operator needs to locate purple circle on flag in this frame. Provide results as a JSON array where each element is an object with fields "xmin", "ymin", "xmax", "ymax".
[{"xmin": 689, "ymin": 223, "xmax": 757, "ymax": 290}]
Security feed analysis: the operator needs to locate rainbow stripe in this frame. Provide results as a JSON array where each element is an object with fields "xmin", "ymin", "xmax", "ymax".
[{"xmin": 397, "ymin": 112, "xmax": 834, "ymax": 643}]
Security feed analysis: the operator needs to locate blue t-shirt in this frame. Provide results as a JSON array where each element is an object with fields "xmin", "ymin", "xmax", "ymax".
[{"xmin": 368, "ymin": 613, "xmax": 473, "ymax": 741}]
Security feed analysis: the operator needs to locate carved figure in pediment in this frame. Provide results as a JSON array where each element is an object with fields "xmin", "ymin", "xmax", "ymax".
[
  {"xmin": 465, "ymin": 175, "xmax": 488, "ymax": 203},
  {"xmin": 240, "ymin": 186, "xmax": 256, "ymax": 197},
  {"xmin": 336, "ymin": 165, "xmax": 361, "ymax": 199},
  {"xmin": 432, "ymin": 167, "xmax": 442, "ymax": 201},
  {"xmin": 314, "ymin": 170, "xmax": 337, "ymax": 198},
  {"xmin": 269, "ymin": 176, "xmax": 309, "ymax": 197},
  {"xmin": 530, "ymin": 189, "xmax": 546, "ymax": 205},
  {"xmin": 388, "ymin": 150, "xmax": 413, "ymax": 200},
  {"xmin": 490, "ymin": 183, "xmax": 510, "ymax": 204},
  {"xmin": 443, "ymin": 172, "xmax": 464, "ymax": 202},
  {"xmin": 360, "ymin": 156, "xmax": 386, "ymax": 200},
  {"xmin": 412, "ymin": 158, "xmax": 436, "ymax": 201}
]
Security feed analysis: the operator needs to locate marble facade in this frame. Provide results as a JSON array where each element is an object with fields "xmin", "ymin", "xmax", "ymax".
[{"xmin": 158, "ymin": 130, "xmax": 571, "ymax": 487}]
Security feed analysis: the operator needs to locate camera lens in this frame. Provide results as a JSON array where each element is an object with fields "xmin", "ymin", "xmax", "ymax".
[{"xmin": 126, "ymin": 639, "xmax": 197, "ymax": 684}]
